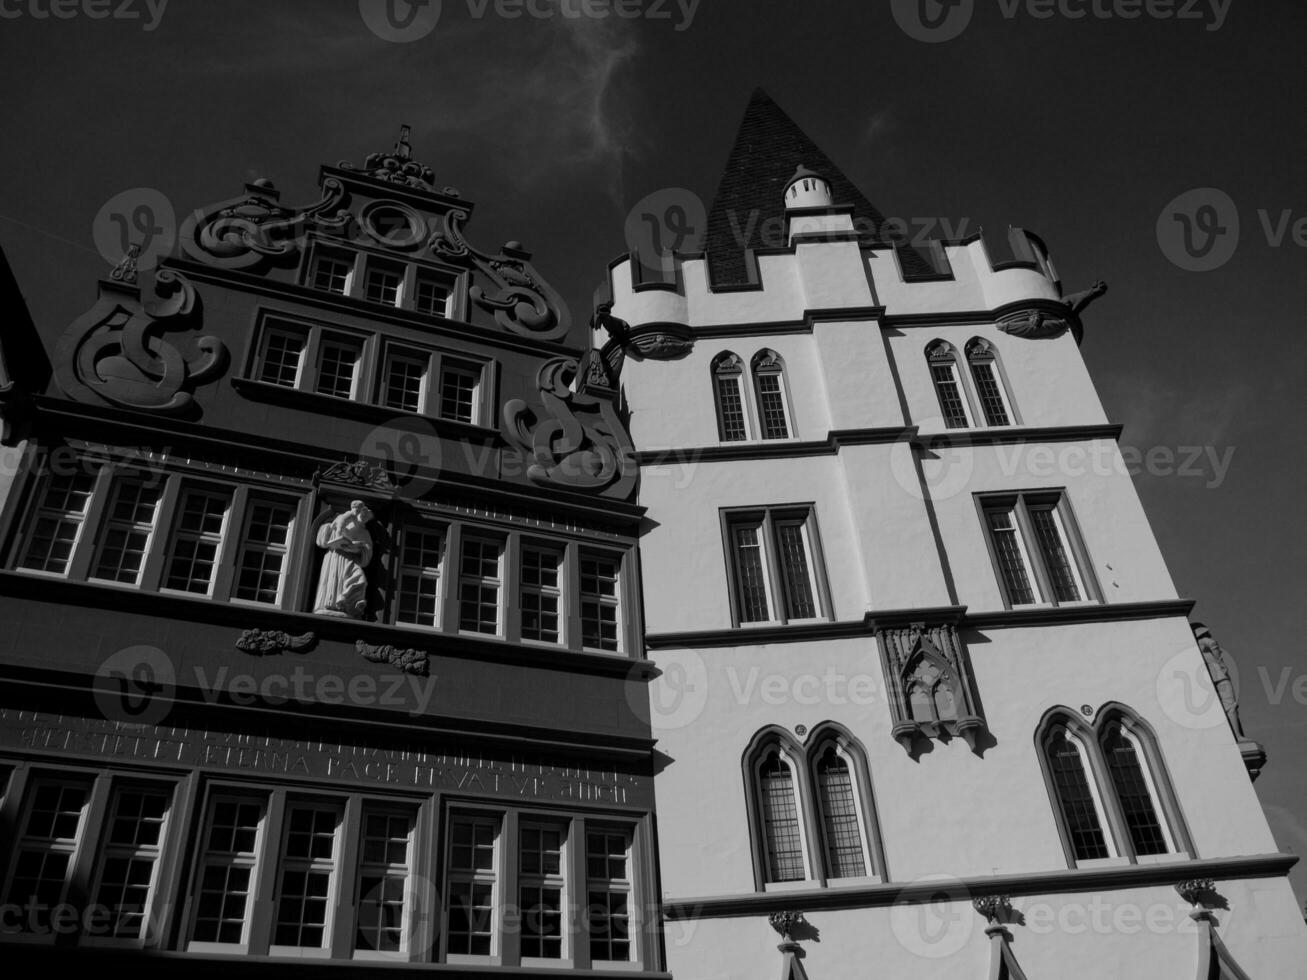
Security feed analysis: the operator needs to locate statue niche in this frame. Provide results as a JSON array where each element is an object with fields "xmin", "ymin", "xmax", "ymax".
[
  {"xmin": 314, "ymin": 499, "xmax": 375, "ymax": 619},
  {"xmin": 878, "ymin": 623, "xmax": 987, "ymax": 755}
]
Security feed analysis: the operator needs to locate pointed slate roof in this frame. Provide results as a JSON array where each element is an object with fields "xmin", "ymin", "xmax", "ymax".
[{"xmin": 705, "ymin": 89, "xmax": 895, "ymax": 286}]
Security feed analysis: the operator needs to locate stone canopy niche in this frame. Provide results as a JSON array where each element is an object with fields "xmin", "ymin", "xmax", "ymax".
[{"xmin": 876, "ymin": 622, "xmax": 987, "ymax": 755}]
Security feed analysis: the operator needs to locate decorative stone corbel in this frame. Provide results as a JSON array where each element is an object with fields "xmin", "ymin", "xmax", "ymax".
[
  {"xmin": 1175, "ymin": 880, "xmax": 1252, "ymax": 979},
  {"xmin": 768, "ymin": 911, "xmax": 811, "ymax": 980},
  {"xmin": 973, "ymin": 896, "xmax": 1028, "ymax": 980}
]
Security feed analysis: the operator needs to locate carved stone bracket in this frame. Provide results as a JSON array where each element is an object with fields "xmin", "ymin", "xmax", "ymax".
[
  {"xmin": 235, "ymin": 629, "xmax": 317, "ymax": 656},
  {"xmin": 356, "ymin": 640, "xmax": 429, "ymax": 676},
  {"xmin": 974, "ymin": 895, "xmax": 1029, "ymax": 980},
  {"xmin": 768, "ymin": 910, "xmax": 806, "ymax": 943},
  {"xmin": 1176, "ymin": 878, "xmax": 1219, "ymax": 909},
  {"xmin": 876, "ymin": 622, "xmax": 987, "ymax": 754},
  {"xmin": 315, "ymin": 459, "xmax": 398, "ymax": 496},
  {"xmin": 54, "ymin": 266, "xmax": 229, "ymax": 416},
  {"xmin": 502, "ymin": 357, "xmax": 637, "ymax": 499}
]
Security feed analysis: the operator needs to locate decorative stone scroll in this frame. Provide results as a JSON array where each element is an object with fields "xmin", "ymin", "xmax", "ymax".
[
  {"xmin": 876, "ymin": 622, "xmax": 986, "ymax": 754},
  {"xmin": 235, "ymin": 629, "xmax": 317, "ymax": 656},
  {"xmin": 502, "ymin": 357, "xmax": 637, "ymax": 499},
  {"xmin": 356, "ymin": 640, "xmax": 430, "ymax": 677},
  {"xmin": 54, "ymin": 262, "xmax": 229, "ymax": 416},
  {"xmin": 179, "ymin": 177, "xmax": 353, "ymax": 271}
]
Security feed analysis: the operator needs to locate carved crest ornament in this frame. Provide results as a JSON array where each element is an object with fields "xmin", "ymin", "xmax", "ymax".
[{"xmin": 54, "ymin": 255, "xmax": 229, "ymax": 415}]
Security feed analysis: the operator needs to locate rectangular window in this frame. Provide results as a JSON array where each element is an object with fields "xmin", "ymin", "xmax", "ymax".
[
  {"xmin": 272, "ymin": 802, "xmax": 342, "ymax": 950},
  {"xmin": 312, "ymin": 254, "xmax": 352, "ymax": 295},
  {"xmin": 383, "ymin": 351, "xmax": 427, "ymax": 414},
  {"xmin": 258, "ymin": 329, "xmax": 306, "ymax": 388},
  {"xmin": 586, "ymin": 829, "xmax": 633, "ymax": 963},
  {"xmin": 3, "ymin": 777, "xmax": 91, "ymax": 933},
  {"xmin": 316, "ymin": 336, "xmax": 362, "ymax": 399},
  {"xmin": 439, "ymin": 361, "xmax": 480, "ymax": 424},
  {"xmin": 190, "ymin": 794, "xmax": 266, "ymax": 947},
  {"xmin": 446, "ymin": 814, "xmax": 499, "ymax": 958},
  {"xmin": 980, "ymin": 493, "xmax": 1094, "ymax": 608},
  {"xmin": 364, "ymin": 264, "xmax": 403, "ymax": 307},
  {"xmin": 520, "ymin": 544, "xmax": 563, "ymax": 644},
  {"xmin": 20, "ymin": 468, "xmax": 98, "ymax": 574},
  {"xmin": 395, "ymin": 525, "xmax": 444, "ymax": 627},
  {"xmin": 90, "ymin": 783, "xmax": 172, "ymax": 941},
  {"xmin": 724, "ymin": 507, "xmax": 827, "ymax": 626},
  {"xmin": 414, "ymin": 273, "xmax": 451, "ymax": 317},
  {"xmin": 579, "ymin": 551, "xmax": 621, "ymax": 652},
  {"xmin": 233, "ymin": 498, "xmax": 295, "ymax": 604},
  {"xmin": 354, "ymin": 808, "xmax": 415, "ymax": 956},
  {"xmin": 164, "ymin": 488, "xmax": 230, "ymax": 595},
  {"xmin": 518, "ymin": 822, "xmax": 566, "ymax": 961},
  {"xmin": 91, "ymin": 476, "xmax": 161, "ymax": 584},
  {"xmin": 458, "ymin": 537, "xmax": 502, "ymax": 635}
]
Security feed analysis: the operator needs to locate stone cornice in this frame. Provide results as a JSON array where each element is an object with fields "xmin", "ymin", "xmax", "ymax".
[
  {"xmin": 643, "ymin": 600, "xmax": 1196, "ymax": 649},
  {"xmin": 662, "ymin": 853, "xmax": 1298, "ymax": 920}
]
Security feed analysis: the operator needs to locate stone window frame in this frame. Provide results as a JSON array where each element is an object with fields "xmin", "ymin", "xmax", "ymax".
[
  {"xmin": 975, "ymin": 489, "xmax": 1100, "ymax": 610},
  {"xmin": 302, "ymin": 238, "xmax": 464, "ymax": 321},
  {"xmin": 709, "ymin": 348, "xmax": 798, "ymax": 445},
  {"xmin": 719, "ymin": 504, "xmax": 833, "ymax": 629}
]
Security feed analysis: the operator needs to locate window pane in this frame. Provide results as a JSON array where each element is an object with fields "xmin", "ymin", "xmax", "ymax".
[
  {"xmin": 580, "ymin": 552, "xmax": 620, "ymax": 651},
  {"xmin": 439, "ymin": 363, "xmax": 479, "ymax": 424},
  {"xmin": 234, "ymin": 499, "xmax": 294, "ymax": 604},
  {"xmin": 970, "ymin": 361, "xmax": 1010, "ymax": 426},
  {"xmin": 191, "ymin": 795, "xmax": 264, "ymax": 945},
  {"xmin": 458, "ymin": 538, "xmax": 501, "ymax": 634},
  {"xmin": 715, "ymin": 373, "xmax": 747, "ymax": 441},
  {"xmin": 396, "ymin": 526, "xmax": 444, "ymax": 627},
  {"xmin": 165, "ymin": 489, "xmax": 229, "ymax": 594},
  {"xmin": 815, "ymin": 748, "xmax": 865, "ymax": 878},
  {"xmin": 732, "ymin": 524, "xmax": 770, "ymax": 622},
  {"xmin": 756, "ymin": 371, "xmax": 789, "ymax": 439},
  {"xmin": 446, "ymin": 815, "xmax": 497, "ymax": 957},
  {"xmin": 317, "ymin": 338, "xmax": 361, "ymax": 399},
  {"xmin": 519, "ymin": 823, "xmax": 565, "ymax": 959},
  {"xmin": 365, "ymin": 265, "xmax": 402, "ymax": 306},
  {"xmin": 931, "ymin": 363, "xmax": 969, "ymax": 428},
  {"xmin": 92, "ymin": 784, "xmax": 171, "ymax": 940},
  {"xmin": 521, "ymin": 546, "xmax": 562, "ymax": 644},
  {"xmin": 355, "ymin": 810, "xmax": 414, "ymax": 953},
  {"xmin": 259, "ymin": 330, "xmax": 305, "ymax": 387},
  {"xmin": 759, "ymin": 753, "xmax": 804, "ymax": 882},
  {"xmin": 986, "ymin": 508, "xmax": 1036, "ymax": 605},
  {"xmin": 414, "ymin": 275, "xmax": 450, "ymax": 316},
  {"xmin": 1030, "ymin": 506, "xmax": 1082, "ymax": 602},
  {"xmin": 775, "ymin": 521, "xmax": 817, "ymax": 619},
  {"xmin": 1102, "ymin": 726, "xmax": 1169, "ymax": 856},
  {"xmin": 586, "ymin": 829, "xmax": 632, "ymax": 962},
  {"xmin": 1048, "ymin": 730, "xmax": 1110, "ymax": 861},
  {"xmin": 312, "ymin": 255, "xmax": 351, "ymax": 294},
  {"xmin": 92, "ymin": 477, "xmax": 161, "ymax": 584},
  {"xmin": 4, "ymin": 779, "xmax": 90, "ymax": 933},
  {"xmin": 384, "ymin": 353, "xmax": 426, "ymax": 413},
  {"xmin": 21, "ymin": 468, "xmax": 97, "ymax": 574},
  {"xmin": 274, "ymin": 803, "xmax": 340, "ymax": 948}
]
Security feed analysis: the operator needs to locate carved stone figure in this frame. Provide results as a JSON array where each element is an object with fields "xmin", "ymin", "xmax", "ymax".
[
  {"xmin": 314, "ymin": 500, "xmax": 374, "ymax": 618},
  {"xmin": 1062, "ymin": 279, "xmax": 1108, "ymax": 317},
  {"xmin": 1192, "ymin": 623, "xmax": 1246, "ymax": 739}
]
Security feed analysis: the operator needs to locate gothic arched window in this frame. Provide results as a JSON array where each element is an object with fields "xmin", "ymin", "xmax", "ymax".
[
  {"xmin": 751, "ymin": 349, "xmax": 792, "ymax": 440},
  {"xmin": 965, "ymin": 337, "xmax": 1014, "ymax": 427},
  {"xmin": 925, "ymin": 340, "xmax": 972, "ymax": 429},
  {"xmin": 756, "ymin": 748, "xmax": 807, "ymax": 883},
  {"xmin": 711, "ymin": 352, "xmax": 748, "ymax": 442}
]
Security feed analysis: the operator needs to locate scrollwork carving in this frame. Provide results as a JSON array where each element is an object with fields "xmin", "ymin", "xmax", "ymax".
[
  {"xmin": 502, "ymin": 358, "xmax": 636, "ymax": 499},
  {"xmin": 235, "ymin": 629, "xmax": 317, "ymax": 655},
  {"xmin": 356, "ymin": 640, "xmax": 430, "ymax": 676}
]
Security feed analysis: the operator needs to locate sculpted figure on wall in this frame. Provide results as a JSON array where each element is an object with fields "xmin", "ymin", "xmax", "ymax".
[
  {"xmin": 1191, "ymin": 622, "xmax": 1246, "ymax": 739},
  {"xmin": 314, "ymin": 500, "xmax": 375, "ymax": 618}
]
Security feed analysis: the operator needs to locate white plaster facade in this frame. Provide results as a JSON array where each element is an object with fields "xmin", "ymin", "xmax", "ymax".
[{"xmin": 606, "ymin": 196, "xmax": 1307, "ymax": 977}]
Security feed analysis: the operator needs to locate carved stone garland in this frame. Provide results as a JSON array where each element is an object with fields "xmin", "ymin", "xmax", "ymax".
[
  {"xmin": 54, "ymin": 264, "xmax": 229, "ymax": 415},
  {"xmin": 876, "ymin": 623, "xmax": 986, "ymax": 753}
]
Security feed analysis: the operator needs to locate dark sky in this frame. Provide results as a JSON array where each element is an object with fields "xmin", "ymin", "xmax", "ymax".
[{"xmin": 2, "ymin": 0, "xmax": 1305, "ymax": 901}]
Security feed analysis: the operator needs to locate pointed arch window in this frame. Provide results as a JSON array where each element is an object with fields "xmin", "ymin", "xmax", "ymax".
[
  {"xmin": 751, "ymin": 350, "xmax": 792, "ymax": 440},
  {"xmin": 966, "ymin": 338, "xmax": 1013, "ymax": 426},
  {"xmin": 743, "ymin": 727, "xmax": 884, "ymax": 890},
  {"xmin": 711, "ymin": 352, "xmax": 749, "ymax": 442},
  {"xmin": 1037, "ymin": 707, "xmax": 1191, "ymax": 867},
  {"xmin": 926, "ymin": 341, "xmax": 972, "ymax": 429}
]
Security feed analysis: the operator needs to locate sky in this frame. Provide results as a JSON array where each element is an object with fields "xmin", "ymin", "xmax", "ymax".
[{"xmin": 1, "ymin": 0, "xmax": 1305, "ymax": 904}]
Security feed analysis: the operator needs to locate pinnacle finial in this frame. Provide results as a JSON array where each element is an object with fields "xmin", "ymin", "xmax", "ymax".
[{"xmin": 395, "ymin": 124, "xmax": 413, "ymax": 161}]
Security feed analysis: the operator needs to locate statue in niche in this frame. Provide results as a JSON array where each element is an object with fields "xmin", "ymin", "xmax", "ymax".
[
  {"xmin": 314, "ymin": 500, "xmax": 374, "ymax": 618},
  {"xmin": 1192, "ymin": 622, "xmax": 1246, "ymax": 739}
]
